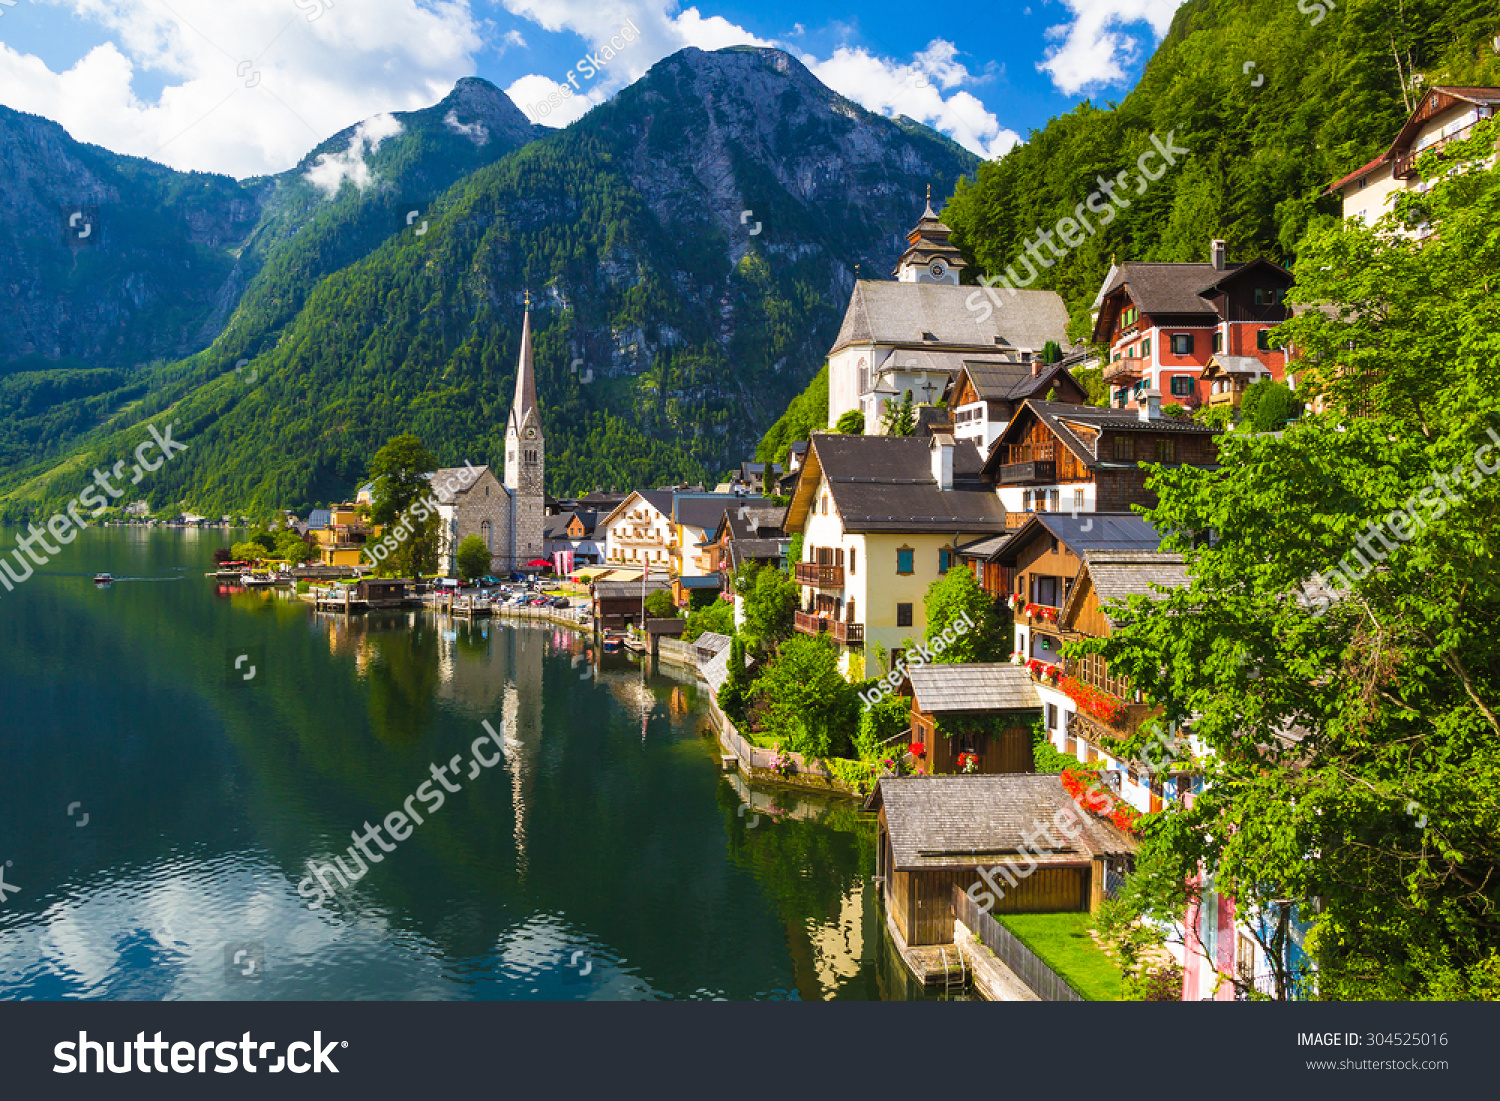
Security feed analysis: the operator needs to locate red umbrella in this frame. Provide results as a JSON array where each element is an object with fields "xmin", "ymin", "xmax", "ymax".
[{"xmin": 522, "ymin": 559, "xmax": 553, "ymax": 571}]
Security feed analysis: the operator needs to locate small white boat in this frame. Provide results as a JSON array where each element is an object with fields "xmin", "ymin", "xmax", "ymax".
[{"xmin": 93, "ymin": 573, "xmax": 114, "ymax": 585}]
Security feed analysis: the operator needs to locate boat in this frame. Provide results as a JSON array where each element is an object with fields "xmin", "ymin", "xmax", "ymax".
[
  {"xmin": 93, "ymin": 573, "xmax": 114, "ymax": 586},
  {"xmin": 241, "ymin": 573, "xmax": 275, "ymax": 588},
  {"xmin": 602, "ymin": 634, "xmax": 623, "ymax": 653}
]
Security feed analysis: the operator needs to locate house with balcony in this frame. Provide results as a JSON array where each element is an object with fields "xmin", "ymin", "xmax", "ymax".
[
  {"xmin": 314, "ymin": 503, "xmax": 379, "ymax": 568},
  {"xmin": 599, "ymin": 490, "xmax": 674, "ymax": 570},
  {"xmin": 1331, "ymin": 85, "xmax": 1500, "ymax": 232},
  {"xmin": 783, "ymin": 432, "xmax": 1008, "ymax": 672},
  {"xmin": 942, "ymin": 359, "xmax": 1088, "ymax": 456},
  {"xmin": 827, "ymin": 200, "xmax": 1073, "ymax": 435},
  {"xmin": 1091, "ymin": 241, "xmax": 1293, "ymax": 411},
  {"xmin": 668, "ymin": 492, "xmax": 745, "ymax": 607},
  {"xmin": 712, "ymin": 504, "xmax": 788, "ymax": 581},
  {"xmin": 980, "ymin": 397, "xmax": 1222, "ymax": 522}
]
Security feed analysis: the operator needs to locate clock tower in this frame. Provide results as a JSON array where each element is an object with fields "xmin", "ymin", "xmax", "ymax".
[
  {"xmin": 893, "ymin": 186, "xmax": 965, "ymax": 285},
  {"xmin": 504, "ymin": 297, "xmax": 546, "ymax": 569}
]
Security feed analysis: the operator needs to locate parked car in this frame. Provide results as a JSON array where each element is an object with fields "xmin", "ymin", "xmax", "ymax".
[{"xmin": 551, "ymin": 597, "xmax": 570, "ymax": 608}]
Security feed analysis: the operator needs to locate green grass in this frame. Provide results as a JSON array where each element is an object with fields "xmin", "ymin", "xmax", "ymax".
[{"xmin": 995, "ymin": 912, "xmax": 1124, "ymax": 1001}]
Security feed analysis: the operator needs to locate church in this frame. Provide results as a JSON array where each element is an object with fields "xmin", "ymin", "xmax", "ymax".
[
  {"xmin": 432, "ymin": 303, "xmax": 547, "ymax": 576},
  {"xmin": 826, "ymin": 194, "xmax": 1074, "ymax": 439}
]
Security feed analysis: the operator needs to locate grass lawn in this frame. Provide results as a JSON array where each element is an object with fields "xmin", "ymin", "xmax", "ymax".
[{"xmin": 995, "ymin": 912, "xmax": 1124, "ymax": 1001}]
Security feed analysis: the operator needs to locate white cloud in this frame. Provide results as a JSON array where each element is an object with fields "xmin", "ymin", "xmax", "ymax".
[
  {"xmin": 304, "ymin": 113, "xmax": 403, "ymax": 196},
  {"xmin": 1038, "ymin": 0, "xmax": 1184, "ymax": 95},
  {"xmin": 504, "ymin": 72, "xmax": 600, "ymax": 127},
  {"xmin": 804, "ymin": 41, "xmax": 1020, "ymax": 160},
  {"xmin": 443, "ymin": 107, "xmax": 489, "ymax": 144},
  {"xmin": 0, "ymin": 0, "xmax": 483, "ymax": 176}
]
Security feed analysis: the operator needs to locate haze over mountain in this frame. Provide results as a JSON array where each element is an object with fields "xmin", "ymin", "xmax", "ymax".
[{"xmin": 0, "ymin": 45, "xmax": 975, "ymax": 516}]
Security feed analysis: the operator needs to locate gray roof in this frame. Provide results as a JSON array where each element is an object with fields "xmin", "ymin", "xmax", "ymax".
[
  {"xmin": 429, "ymin": 466, "xmax": 502, "ymax": 505},
  {"xmin": 906, "ymin": 663, "xmax": 1042, "ymax": 714},
  {"xmin": 674, "ymin": 493, "xmax": 750, "ymax": 532},
  {"xmin": 875, "ymin": 775, "xmax": 1137, "ymax": 870},
  {"xmin": 1065, "ymin": 551, "xmax": 1189, "ymax": 628},
  {"xmin": 956, "ymin": 533, "xmax": 1012, "ymax": 558},
  {"xmin": 695, "ymin": 632, "xmax": 733, "ymax": 656},
  {"xmin": 984, "ymin": 399, "xmax": 1221, "ymax": 477},
  {"xmin": 807, "ymin": 434, "xmax": 1008, "ymax": 534},
  {"xmin": 592, "ymin": 579, "xmax": 671, "ymax": 600},
  {"xmin": 996, "ymin": 513, "xmax": 1164, "ymax": 565},
  {"xmin": 830, "ymin": 280, "xmax": 1071, "ymax": 355},
  {"xmin": 959, "ymin": 360, "xmax": 1077, "ymax": 402}
]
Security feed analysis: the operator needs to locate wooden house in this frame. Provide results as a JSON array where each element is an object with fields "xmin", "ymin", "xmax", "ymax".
[
  {"xmin": 591, "ymin": 578, "xmax": 670, "ymax": 630},
  {"xmin": 944, "ymin": 359, "xmax": 1088, "ymax": 455},
  {"xmin": 900, "ymin": 663, "xmax": 1041, "ymax": 775},
  {"xmin": 872, "ymin": 775, "xmax": 1137, "ymax": 950},
  {"xmin": 354, "ymin": 577, "xmax": 410, "ymax": 607}
]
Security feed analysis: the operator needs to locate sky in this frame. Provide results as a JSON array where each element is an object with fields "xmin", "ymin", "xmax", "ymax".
[{"xmin": 0, "ymin": 0, "xmax": 1186, "ymax": 179}]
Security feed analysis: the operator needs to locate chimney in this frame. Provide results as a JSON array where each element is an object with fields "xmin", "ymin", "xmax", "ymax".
[
  {"xmin": 1211, "ymin": 239, "xmax": 1227, "ymax": 271},
  {"xmin": 1138, "ymin": 389, "xmax": 1162, "ymax": 422},
  {"xmin": 930, "ymin": 434, "xmax": 955, "ymax": 490},
  {"xmin": 1030, "ymin": 357, "xmax": 1041, "ymax": 378}
]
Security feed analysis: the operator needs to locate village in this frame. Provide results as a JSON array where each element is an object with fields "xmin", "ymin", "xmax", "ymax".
[{"xmin": 206, "ymin": 87, "xmax": 1499, "ymax": 1004}]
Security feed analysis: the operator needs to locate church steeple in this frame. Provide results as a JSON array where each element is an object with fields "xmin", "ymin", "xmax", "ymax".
[
  {"xmin": 504, "ymin": 296, "xmax": 546, "ymax": 566},
  {"xmin": 509, "ymin": 293, "xmax": 538, "ymax": 436},
  {"xmin": 893, "ymin": 189, "xmax": 966, "ymax": 285}
]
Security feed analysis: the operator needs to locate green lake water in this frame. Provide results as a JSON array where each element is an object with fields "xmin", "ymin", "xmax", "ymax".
[{"xmin": 0, "ymin": 527, "xmax": 934, "ymax": 1000}]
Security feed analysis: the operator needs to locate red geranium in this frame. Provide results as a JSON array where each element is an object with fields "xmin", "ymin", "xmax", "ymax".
[
  {"xmin": 1060, "ymin": 676, "xmax": 1129, "ymax": 725},
  {"xmin": 910, "ymin": 741, "xmax": 927, "ymax": 759}
]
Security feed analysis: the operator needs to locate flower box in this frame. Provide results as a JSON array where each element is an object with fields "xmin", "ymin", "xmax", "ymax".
[{"xmin": 1060, "ymin": 675, "xmax": 1130, "ymax": 726}]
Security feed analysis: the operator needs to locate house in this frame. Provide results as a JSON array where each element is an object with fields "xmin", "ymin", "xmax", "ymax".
[
  {"xmin": 313, "ymin": 503, "xmax": 377, "ymax": 568},
  {"xmin": 544, "ymin": 509, "xmax": 603, "ymax": 566},
  {"xmin": 993, "ymin": 513, "xmax": 1163, "ymax": 753},
  {"xmin": 1092, "ymin": 241, "xmax": 1293, "ymax": 411},
  {"xmin": 783, "ymin": 432, "xmax": 1008, "ymax": 672},
  {"xmin": 981, "ymin": 398, "xmax": 1222, "ymax": 522},
  {"xmin": 872, "ymin": 775, "xmax": 1137, "ymax": 952},
  {"xmin": 591, "ymin": 577, "xmax": 671, "ymax": 631},
  {"xmin": 1055, "ymin": 550, "xmax": 1196, "ymax": 813},
  {"xmin": 668, "ymin": 492, "xmax": 745, "ymax": 607},
  {"xmin": 827, "ymin": 200, "xmax": 1073, "ymax": 434},
  {"xmin": 737, "ymin": 461, "xmax": 783, "ymax": 495},
  {"xmin": 944, "ymin": 359, "xmax": 1088, "ymax": 456},
  {"xmin": 1331, "ymin": 86, "xmax": 1500, "ymax": 233},
  {"xmin": 599, "ymin": 490, "xmax": 674, "ymax": 570},
  {"xmin": 711, "ymin": 503, "xmax": 788, "ymax": 580},
  {"xmin": 900, "ymin": 663, "xmax": 1042, "ymax": 775}
]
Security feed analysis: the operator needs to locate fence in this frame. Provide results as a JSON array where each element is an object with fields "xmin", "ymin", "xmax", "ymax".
[
  {"xmin": 705, "ymin": 692, "xmax": 833, "ymax": 779},
  {"xmin": 951, "ymin": 885, "xmax": 1085, "ymax": 1002}
]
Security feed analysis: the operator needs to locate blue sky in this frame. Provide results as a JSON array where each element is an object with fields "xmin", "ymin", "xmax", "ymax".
[{"xmin": 0, "ymin": 0, "xmax": 1184, "ymax": 178}]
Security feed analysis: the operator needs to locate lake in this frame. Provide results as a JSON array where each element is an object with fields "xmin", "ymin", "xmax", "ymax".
[{"xmin": 0, "ymin": 527, "xmax": 935, "ymax": 1000}]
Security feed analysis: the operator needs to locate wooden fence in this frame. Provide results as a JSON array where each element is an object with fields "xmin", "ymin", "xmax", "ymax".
[{"xmin": 951, "ymin": 885, "xmax": 1085, "ymax": 1002}]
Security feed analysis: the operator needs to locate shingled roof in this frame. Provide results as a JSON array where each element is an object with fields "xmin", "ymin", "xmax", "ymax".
[
  {"xmin": 905, "ymin": 663, "xmax": 1042, "ymax": 714},
  {"xmin": 873, "ymin": 775, "xmax": 1137, "ymax": 871},
  {"xmin": 830, "ymin": 281, "xmax": 1071, "ymax": 356},
  {"xmin": 1061, "ymin": 551, "xmax": 1189, "ymax": 630},
  {"xmin": 982, "ymin": 399, "xmax": 1221, "ymax": 479},
  {"xmin": 788, "ymin": 433, "xmax": 1008, "ymax": 534},
  {"xmin": 429, "ymin": 465, "xmax": 503, "ymax": 505}
]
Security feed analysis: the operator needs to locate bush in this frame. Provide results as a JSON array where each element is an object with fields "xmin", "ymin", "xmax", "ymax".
[
  {"xmin": 643, "ymin": 588, "xmax": 677, "ymax": 619},
  {"xmin": 1240, "ymin": 379, "xmax": 1301, "ymax": 432},
  {"xmin": 834, "ymin": 409, "xmax": 865, "ymax": 434},
  {"xmin": 1195, "ymin": 404, "xmax": 1235, "ymax": 430},
  {"xmin": 683, "ymin": 599, "xmax": 734, "ymax": 642},
  {"xmin": 856, "ymin": 690, "xmax": 909, "ymax": 759},
  {"xmin": 748, "ymin": 633, "xmax": 858, "ymax": 758},
  {"xmin": 455, "ymin": 534, "xmax": 491, "ymax": 581}
]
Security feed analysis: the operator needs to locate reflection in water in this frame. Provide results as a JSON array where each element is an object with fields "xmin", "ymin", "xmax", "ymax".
[{"xmin": 0, "ymin": 529, "xmax": 892, "ymax": 1000}]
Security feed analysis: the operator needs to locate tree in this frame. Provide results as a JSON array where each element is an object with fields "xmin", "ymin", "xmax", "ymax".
[
  {"xmin": 923, "ymin": 565, "xmax": 1009, "ymax": 663},
  {"xmin": 367, "ymin": 434, "xmax": 441, "ymax": 578},
  {"xmin": 1240, "ymin": 379, "xmax": 1301, "ymax": 432},
  {"xmin": 717, "ymin": 635, "xmax": 753, "ymax": 726},
  {"xmin": 748, "ymin": 633, "xmax": 858, "ymax": 758},
  {"xmin": 880, "ymin": 392, "xmax": 916, "ymax": 436},
  {"xmin": 737, "ymin": 562, "xmax": 797, "ymax": 653},
  {"xmin": 834, "ymin": 409, "xmax": 865, "ymax": 434},
  {"xmin": 455, "ymin": 534, "xmax": 491, "ymax": 582},
  {"xmin": 1086, "ymin": 133, "xmax": 1500, "ymax": 998},
  {"xmin": 1041, "ymin": 340, "xmax": 1062, "ymax": 364},
  {"xmin": 274, "ymin": 529, "xmax": 314, "ymax": 564},
  {"xmin": 683, "ymin": 598, "xmax": 733, "ymax": 642},
  {"xmin": 230, "ymin": 541, "xmax": 263, "ymax": 563},
  {"xmin": 643, "ymin": 588, "xmax": 677, "ymax": 618}
]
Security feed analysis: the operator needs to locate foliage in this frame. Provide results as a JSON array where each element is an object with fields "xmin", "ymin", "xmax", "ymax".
[
  {"xmin": 879, "ymin": 392, "xmax": 916, "ymax": 436},
  {"xmin": 716, "ymin": 635, "xmax": 753, "ymax": 726},
  {"xmin": 737, "ymin": 562, "xmax": 798, "ymax": 653},
  {"xmin": 833, "ymin": 408, "xmax": 865, "ymax": 435},
  {"xmin": 757, "ymin": 364, "xmax": 828, "ymax": 465},
  {"xmin": 1041, "ymin": 340, "xmax": 1062, "ymax": 364},
  {"xmin": 747, "ymin": 633, "xmax": 859, "ymax": 758},
  {"xmin": 1161, "ymin": 403, "xmax": 1186, "ymax": 419},
  {"xmin": 1194, "ymin": 403, "xmax": 1235, "ymax": 430},
  {"xmin": 1089, "ymin": 138, "xmax": 1500, "ymax": 997},
  {"xmin": 933, "ymin": 711, "xmax": 1015, "ymax": 743},
  {"xmin": 1240, "ymin": 379, "xmax": 1301, "ymax": 432},
  {"xmin": 825, "ymin": 756, "xmax": 880, "ymax": 795},
  {"xmin": 230, "ymin": 541, "xmax": 264, "ymax": 563},
  {"xmin": 1031, "ymin": 719, "xmax": 1091, "ymax": 774},
  {"xmin": 643, "ymin": 588, "xmax": 677, "ymax": 619},
  {"xmin": 785, "ymin": 533, "xmax": 803, "ymax": 573},
  {"xmin": 273, "ymin": 529, "xmax": 315, "ymax": 564},
  {"xmin": 856, "ymin": 690, "xmax": 909, "ymax": 759},
  {"xmin": 1092, "ymin": 897, "xmax": 1181, "ymax": 1001},
  {"xmin": 455, "ymin": 534, "xmax": 491, "ymax": 582},
  {"xmin": 682, "ymin": 598, "xmax": 734, "ymax": 642},
  {"xmin": 922, "ymin": 566, "xmax": 1009, "ymax": 662}
]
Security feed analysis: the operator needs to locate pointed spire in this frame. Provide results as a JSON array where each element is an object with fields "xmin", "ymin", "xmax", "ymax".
[
  {"xmin": 512, "ymin": 297, "xmax": 537, "ymax": 428},
  {"xmin": 922, "ymin": 183, "xmax": 938, "ymax": 221}
]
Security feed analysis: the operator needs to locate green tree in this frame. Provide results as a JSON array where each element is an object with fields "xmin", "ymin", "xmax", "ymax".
[
  {"xmin": 1240, "ymin": 379, "xmax": 1301, "ymax": 432},
  {"xmin": 1041, "ymin": 340, "xmax": 1062, "ymax": 364},
  {"xmin": 923, "ymin": 566, "xmax": 1010, "ymax": 663},
  {"xmin": 644, "ymin": 588, "xmax": 677, "ymax": 618},
  {"xmin": 455, "ymin": 534, "xmax": 491, "ymax": 582},
  {"xmin": 367, "ymin": 434, "xmax": 441, "ymax": 578},
  {"xmin": 274, "ymin": 529, "xmax": 314, "ymax": 564},
  {"xmin": 717, "ymin": 635, "xmax": 753, "ymax": 726},
  {"xmin": 738, "ymin": 563, "xmax": 797, "ymax": 653},
  {"xmin": 880, "ymin": 392, "xmax": 916, "ymax": 436},
  {"xmin": 749, "ymin": 633, "xmax": 858, "ymax": 758},
  {"xmin": 683, "ymin": 598, "xmax": 734, "ymax": 642},
  {"xmin": 230, "ymin": 541, "xmax": 263, "ymax": 563},
  {"xmin": 834, "ymin": 409, "xmax": 865, "ymax": 434}
]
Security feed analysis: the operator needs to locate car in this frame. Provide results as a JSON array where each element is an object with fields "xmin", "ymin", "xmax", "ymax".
[{"xmin": 552, "ymin": 597, "xmax": 571, "ymax": 608}]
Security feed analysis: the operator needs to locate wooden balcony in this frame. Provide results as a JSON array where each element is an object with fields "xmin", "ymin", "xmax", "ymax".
[
  {"xmin": 794, "ymin": 562, "xmax": 845, "ymax": 587},
  {"xmin": 794, "ymin": 610, "xmax": 829, "ymax": 636},
  {"xmin": 997, "ymin": 460, "xmax": 1056, "ymax": 485},
  {"xmin": 831, "ymin": 620, "xmax": 864, "ymax": 645},
  {"xmin": 1103, "ymin": 358, "xmax": 1144, "ymax": 384}
]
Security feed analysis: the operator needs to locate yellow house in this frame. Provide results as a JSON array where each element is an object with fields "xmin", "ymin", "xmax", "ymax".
[
  {"xmin": 783, "ymin": 432, "xmax": 1009, "ymax": 676},
  {"xmin": 313, "ymin": 503, "xmax": 380, "ymax": 568}
]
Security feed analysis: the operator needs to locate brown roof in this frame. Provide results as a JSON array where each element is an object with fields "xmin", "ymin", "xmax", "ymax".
[
  {"xmin": 982, "ymin": 399, "xmax": 1221, "ymax": 479},
  {"xmin": 1060, "ymin": 551, "xmax": 1189, "ymax": 629},
  {"xmin": 905, "ymin": 663, "xmax": 1042, "ymax": 713},
  {"xmin": 873, "ymin": 775, "xmax": 1137, "ymax": 870}
]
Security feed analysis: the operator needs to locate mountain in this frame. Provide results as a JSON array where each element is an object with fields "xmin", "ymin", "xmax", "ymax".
[
  {"xmin": 0, "ymin": 77, "xmax": 541, "ymax": 473},
  {"xmin": 0, "ymin": 46, "xmax": 977, "ymax": 518},
  {"xmin": 938, "ymin": 0, "xmax": 1500, "ymax": 336}
]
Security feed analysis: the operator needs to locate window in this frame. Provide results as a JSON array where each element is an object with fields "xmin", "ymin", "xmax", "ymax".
[
  {"xmin": 1050, "ymin": 490, "xmax": 1061, "ymax": 511},
  {"xmin": 821, "ymin": 495, "xmax": 829, "ymax": 515},
  {"xmin": 1170, "ymin": 375, "xmax": 1194, "ymax": 397},
  {"xmin": 1254, "ymin": 288, "xmax": 1266, "ymax": 305},
  {"xmin": 896, "ymin": 602, "xmax": 913, "ymax": 628},
  {"xmin": 1073, "ymin": 489, "xmax": 1084, "ymax": 511},
  {"xmin": 1141, "ymin": 338, "xmax": 1152, "ymax": 359},
  {"xmin": 1015, "ymin": 573, "xmax": 1024, "ymax": 595},
  {"xmin": 1170, "ymin": 333, "xmax": 1193, "ymax": 356},
  {"xmin": 1257, "ymin": 328, "xmax": 1272, "ymax": 351},
  {"xmin": 849, "ymin": 548, "xmax": 857, "ymax": 575},
  {"xmin": 1022, "ymin": 490, "xmax": 1032, "ymax": 511},
  {"xmin": 938, "ymin": 549, "xmax": 951, "ymax": 574},
  {"xmin": 1113, "ymin": 437, "xmax": 1132, "ymax": 461},
  {"xmin": 1213, "ymin": 330, "xmax": 1222, "ymax": 353},
  {"xmin": 1155, "ymin": 439, "xmax": 1176, "ymax": 462},
  {"xmin": 1047, "ymin": 703, "xmax": 1058, "ymax": 731},
  {"xmin": 896, "ymin": 547, "xmax": 914, "ymax": 575},
  {"xmin": 1049, "ymin": 537, "xmax": 1059, "ymax": 555}
]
